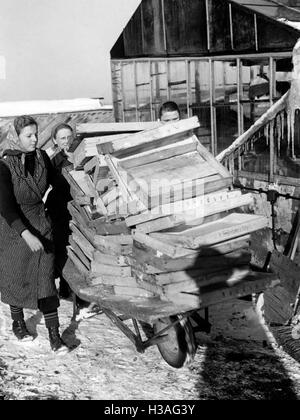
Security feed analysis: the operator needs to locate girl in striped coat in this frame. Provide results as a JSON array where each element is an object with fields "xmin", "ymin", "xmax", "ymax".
[{"xmin": 0, "ymin": 116, "xmax": 68, "ymax": 353}]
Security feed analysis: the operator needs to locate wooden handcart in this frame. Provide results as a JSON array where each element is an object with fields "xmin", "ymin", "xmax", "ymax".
[
  {"xmin": 63, "ymin": 259, "xmax": 279, "ymax": 368},
  {"xmin": 62, "ymin": 117, "xmax": 282, "ymax": 368}
]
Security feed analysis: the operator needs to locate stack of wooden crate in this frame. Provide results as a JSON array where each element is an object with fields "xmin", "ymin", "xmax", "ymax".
[
  {"xmin": 64, "ymin": 117, "xmax": 268, "ymax": 307},
  {"xmin": 64, "ymin": 122, "xmax": 159, "ymax": 299}
]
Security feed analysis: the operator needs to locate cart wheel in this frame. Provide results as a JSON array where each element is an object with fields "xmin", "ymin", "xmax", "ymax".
[{"xmin": 153, "ymin": 315, "xmax": 196, "ymax": 369}]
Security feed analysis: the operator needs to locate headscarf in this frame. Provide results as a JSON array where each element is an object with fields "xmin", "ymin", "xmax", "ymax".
[
  {"xmin": 3, "ymin": 123, "xmax": 42, "ymax": 175},
  {"xmin": 6, "ymin": 123, "xmax": 27, "ymax": 165}
]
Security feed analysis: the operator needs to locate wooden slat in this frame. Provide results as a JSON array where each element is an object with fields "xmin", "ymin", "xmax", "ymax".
[
  {"xmin": 108, "ymin": 235, "xmax": 133, "ymax": 245},
  {"xmin": 157, "ymin": 255, "xmax": 251, "ymax": 287},
  {"xmin": 83, "ymin": 174, "xmax": 98, "ymax": 198},
  {"xmin": 72, "ymin": 133, "xmax": 129, "ymax": 169},
  {"xmin": 67, "ymin": 247, "xmax": 89, "ymax": 276},
  {"xmin": 217, "ymin": 92, "xmax": 288, "ymax": 163},
  {"xmin": 67, "ymin": 201, "xmax": 90, "ymax": 231},
  {"xmin": 132, "ymin": 230, "xmax": 187, "ymax": 259},
  {"xmin": 125, "ymin": 190, "xmax": 249, "ymax": 227},
  {"xmin": 113, "ymin": 286, "xmax": 156, "ymax": 298},
  {"xmin": 95, "ymin": 196, "xmax": 108, "ymax": 216},
  {"xmin": 69, "ymin": 238, "xmax": 91, "ymax": 269},
  {"xmin": 93, "ymin": 251, "xmax": 130, "ymax": 267},
  {"xmin": 128, "ymin": 152, "xmax": 214, "ymax": 185},
  {"xmin": 70, "ymin": 223, "xmax": 96, "ymax": 260},
  {"xmin": 135, "ymin": 215, "xmax": 186, "ymax": 234},
  {"xmin": 165, "ymin": 273, "xmax": 280, "ymax": 309},
  {"xmin": 106, "ymin": 196, "xmax": 129, "ymax": 218},
  {"xmin": 89, "ymin": 275, "xmax": 138, "ymax": 288},
  {"xmin": 162, "ymin": 267, "xmax": 252, "ymax": 296},
  {"xmin": 96, "ymin": 178, "xmax": 115, "ymax": 194},
  {"xmin": 120, "ymin": 136, "xmax": 198, "ymax": 170},
  {"xmin": 90, "ymin": 218, "xmax": 131, "ymax": 236},
  {"xmin": 195, "ymin": 138, "xmax": 231, "ymax": 179},
  {"xmin": 62, "ymin": 167, "xmax": 86, "ymax": 198},
  {"xmin": 68, "ymin": 170, "xmax": 95, "ymax": 197},
  {"xmin": 97, "ymin": 117, "xmax": 200, "ymax": 157},
  {"xmin": 135, "ymin": 279, "xmax": 164, "ymax": 296},
  {"xmin": 105, "ymin": 154, "xmax": 146, "ymax": 214},
  {"xmin": 145, "ymin": 176, "xmax": 233, "ymax": 208},
  {"xmin": 100, "ymin": 187, "xmax": 121, "ymax": 206},
  {"xmin": 133, "ymin": 234, "xmax": 250, "ymax": 260},
  {"xmin": 150, "ymin": 213, "xmax": 268, "ymax": 249},
  {"xmin": 83, "ymin": 155, "xmax": 108, "ymax": 174},
  {"xmin": 105, "ymin": 157, "xmax": 149, "ymax": 209},
  {"xmin": 93, "ymin": 235, "xmax": 124, "ymax": 255},
  {"xmin": 93, "ymin": 235, "xmax": 132, "ymax": 256},
  {"xmin": 156, "ymin": 192, "xmax": 253, "ymax": 228},
  {"xmin": 77, "ymin": 121, "xmax": 161, "ymax": 136},
  {"xmin": 90, "ymin": 261, "xmax": 132, "ymax": 278},
  {"xmin": 134, "ymin": 245, "xmax": 251, "ymax": 273}
]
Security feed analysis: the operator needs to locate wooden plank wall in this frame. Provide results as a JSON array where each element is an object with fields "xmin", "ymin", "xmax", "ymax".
[{"xmin": 112, "ymin": 0, "xmax": 300, "ymax": 59}]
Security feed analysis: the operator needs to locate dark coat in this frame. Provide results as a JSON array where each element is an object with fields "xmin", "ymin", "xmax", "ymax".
[
  {"xmin": 0, "ymin": 150, "xmax": 56, "ymax": 309},
  {"xmin": 45, "ymin": 150, "xmax": 73, "ymax": 274}
]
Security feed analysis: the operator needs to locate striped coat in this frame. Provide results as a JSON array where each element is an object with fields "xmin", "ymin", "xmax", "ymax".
[{"xmin": 0, "ymin": 151, "xmax": 56, "ymax": 309}]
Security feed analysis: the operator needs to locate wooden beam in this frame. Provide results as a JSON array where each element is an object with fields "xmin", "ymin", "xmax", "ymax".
[
  {"xmin": 229, "ymin": 3, "xmax": 234, "ymax": 50},
  {"xmin": 217, "ymin": 92, "xmax": 288, "ymax": 163},
  {"xmin": 205, "ymin": 0, "xmax": 211, "ymax": 51},
  {"xmin": 76, "ymin": 121, "xmax": 161, "ymax": 136}
]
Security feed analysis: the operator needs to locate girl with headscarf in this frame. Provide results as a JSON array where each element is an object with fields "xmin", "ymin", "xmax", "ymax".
[{"xmin": 0, "ymin": 115, "xmax": 68, "ymax": 353}]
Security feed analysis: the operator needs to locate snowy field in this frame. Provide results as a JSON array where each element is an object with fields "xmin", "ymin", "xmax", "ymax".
[{"xmin": 0, "ymin": 297, "xmax": 300, "ymax": 400}]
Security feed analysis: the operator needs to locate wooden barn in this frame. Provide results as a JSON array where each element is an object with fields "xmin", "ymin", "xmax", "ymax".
[{"xmin": 110, "ymin": 0, "xmax": 300, "ymax": 157}]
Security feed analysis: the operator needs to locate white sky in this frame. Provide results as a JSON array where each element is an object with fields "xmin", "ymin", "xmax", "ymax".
[{"xmin": 0, "ymin": 0, "xmax": 140, "ymax": 103}]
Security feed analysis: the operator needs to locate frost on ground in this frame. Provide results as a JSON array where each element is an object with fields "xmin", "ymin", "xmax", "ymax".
[{"xmin": 0, "ymin": 297, "xmax": 300, "ymax": 400}]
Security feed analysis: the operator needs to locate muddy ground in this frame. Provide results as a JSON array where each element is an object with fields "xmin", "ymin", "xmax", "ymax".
[{"xmin": 0, "ymin": 297, "xmax": 300, "ymax": 400}]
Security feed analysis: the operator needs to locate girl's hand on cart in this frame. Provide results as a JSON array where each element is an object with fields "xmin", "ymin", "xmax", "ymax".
[{"xmin": 21, "ymin": 230, "xmax": 44, "ymax": 252}]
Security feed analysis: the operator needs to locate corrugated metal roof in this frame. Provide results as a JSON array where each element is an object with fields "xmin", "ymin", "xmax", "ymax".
[{"xmin": 232, "ymin": 0, "xmax": 300, "ymax": 28}]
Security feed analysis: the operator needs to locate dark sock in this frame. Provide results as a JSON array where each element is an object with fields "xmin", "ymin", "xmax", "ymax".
[
  {"xmin": 43, "ymin": 310, "xmax": 59, "ymax": 329},
  {"xmin": 10, "ymin": 306, "xmax": 24, "ymax": 322}
]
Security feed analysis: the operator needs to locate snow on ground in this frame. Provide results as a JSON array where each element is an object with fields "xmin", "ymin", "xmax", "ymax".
[{"xmin": 0, "ymin": 298, "xmax": 300, "ymax": 400}]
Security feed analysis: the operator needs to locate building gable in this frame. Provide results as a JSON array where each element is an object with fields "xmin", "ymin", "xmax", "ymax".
[{"xmin": 111, "ymin": 0, "xmax": 300, "ymax": 59}]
